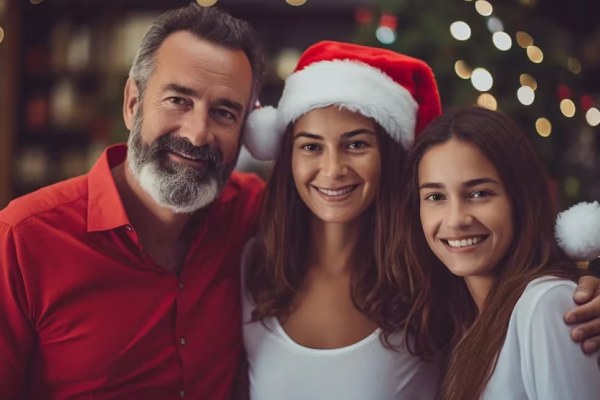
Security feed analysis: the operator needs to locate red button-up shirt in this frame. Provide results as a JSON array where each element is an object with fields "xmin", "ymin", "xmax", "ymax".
[{"xmin": 0, "ymin": 144, "xmax": 265, "ymax": 400}]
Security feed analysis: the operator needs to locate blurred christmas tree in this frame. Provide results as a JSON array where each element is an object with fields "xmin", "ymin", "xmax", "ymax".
[{"xmin": 353, "ymin": 0, "xmax": 600, "ymax": 208}]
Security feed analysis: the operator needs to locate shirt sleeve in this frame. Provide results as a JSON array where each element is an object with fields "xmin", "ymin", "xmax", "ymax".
[
  {"xmin": 0, "ymin": 222, "xmax": 35, "ymax": 399},
  {"xmin": 518, "ymin": 282, "xmax": 600, "ymax": 400}
]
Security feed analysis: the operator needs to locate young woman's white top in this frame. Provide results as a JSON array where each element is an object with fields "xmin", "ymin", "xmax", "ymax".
[
  {"xmin": 482, "ymin": 276, "xmax": 600, "ymax": 399},
  {"xmin": 241, "ymin": 239, "xmax": 441, "ymax": 400}
]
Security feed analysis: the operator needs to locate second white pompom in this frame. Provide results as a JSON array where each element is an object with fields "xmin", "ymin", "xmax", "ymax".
[{"xmin": 555, "ymin": 201, "xmax": 600, "ymax": 261}]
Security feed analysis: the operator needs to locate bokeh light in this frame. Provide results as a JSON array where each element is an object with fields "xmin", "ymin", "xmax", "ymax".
[
  {"xmin": 517, "ymin": 86, "xmax": 535, "ymax": 105},
  {"xmin": 376, "ymin": 26, "xmax": 397, "ymax": 44},
  {"xmin": 450, "ymin": 21, "xmax": 471, "ymax": 41},
  {"xmin": 527, "ymin": 46, "xmax": 544, "ymax": 63},
  {"xmin": 516, "ymin": 31, "xmax": 534, "ymax": 48},
  {"xmin": 586, "ymin": 107, "xmax": 600, "ymax": 127},
  {"xmin": 471, "ymin": 68, "xmax": 493, "ymax": 92},
  {"xmin": 455, "ymin": 60, "xmax": 472, "ymax": 79},
  {"xmin": 560, "ymin": 99, "xmax": 576, "ymax": 118},
  {"xmin": 475, "ymin": 0, "xmax": 493, "ymax": 16},
  {"xmin": 476, "ymin": 93, "xmax": 498, "ymax": 110},
  {"xmin": 535, "ymin": 118, "xmax": 552, "ymax": 137},
  {"xmin": 519, "ymin": 74, "xmax": 537, "ymax": 91},
  {"xmin": 492, "ymin": 31, "xmax": 512, "ymax": 51},
  {"xmin": 196, "ymin": 0, "xmax": 218, "ymax": 6}
]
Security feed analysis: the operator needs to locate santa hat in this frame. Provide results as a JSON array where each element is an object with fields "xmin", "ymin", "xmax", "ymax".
[
  {"xmin": 555, "ymin": 201, "xmax": 600, "ymax": 267},
  {"xmin": 243, "ymin": 41, "xmax": 442, "ymax": 161}
]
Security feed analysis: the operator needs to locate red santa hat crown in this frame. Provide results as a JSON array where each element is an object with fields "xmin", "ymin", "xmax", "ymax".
[{"xmin": 243, "ymin": 41, "xmax": 442, "ymax": 161}]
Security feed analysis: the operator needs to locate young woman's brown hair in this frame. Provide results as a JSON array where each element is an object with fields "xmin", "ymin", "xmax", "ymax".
[
  {"xmin": 395, "ymin": 106, "xmax": 583, "ymax": 399},
  {"xmin": 245, "ymin": 124, "xmax": 413, "ymax": 348}
]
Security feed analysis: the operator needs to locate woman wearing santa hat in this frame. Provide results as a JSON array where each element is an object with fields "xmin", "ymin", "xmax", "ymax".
[{"xmin": 238, "ymin": 41, "xmax": 600, "ymax": 399}]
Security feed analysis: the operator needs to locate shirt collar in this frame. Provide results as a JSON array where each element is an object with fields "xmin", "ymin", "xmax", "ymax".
[{"xmin": 86, "ymin": 143, "xmax": 240, "ymax": 233}]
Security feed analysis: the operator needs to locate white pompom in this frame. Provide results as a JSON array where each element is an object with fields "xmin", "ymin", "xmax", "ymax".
[
  {"xmin": 555, "ymin": 201, "xmax": 600, "ymax": 261},
  {"xmin": 242, "ymin": 106, "xmax": 284, "ymax": 161}
]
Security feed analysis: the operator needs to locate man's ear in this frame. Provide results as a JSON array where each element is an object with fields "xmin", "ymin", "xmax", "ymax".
[{"xmin": 123, "ymin": 78, "xmax": 141, "ymax": 131}]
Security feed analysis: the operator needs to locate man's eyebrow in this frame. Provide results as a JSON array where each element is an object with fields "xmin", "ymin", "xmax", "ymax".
[{"xmin": 162, "ymin": 83, "xmax": 197, "ymax": 97}]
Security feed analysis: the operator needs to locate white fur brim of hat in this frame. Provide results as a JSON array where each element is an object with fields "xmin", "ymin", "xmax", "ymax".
[
  {"xmin": 243, "ymin": 60, "xmax": 419, "ymax": 161},
  {"xmin": 555, "ymin": 201, "xmax": 600, "ymax": 261}
]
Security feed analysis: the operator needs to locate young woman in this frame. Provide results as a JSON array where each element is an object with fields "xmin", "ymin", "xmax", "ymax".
[
  {"xmin": 397, "ymin": 106, "xmax": 600, "ymax": 399},
  {"xmin": 241, "ymin": 41, "xmax": 444, "ymax": 399},
  {"xmin": 239, "ymin": 42, "xmax": 600, "ymax": 399}
]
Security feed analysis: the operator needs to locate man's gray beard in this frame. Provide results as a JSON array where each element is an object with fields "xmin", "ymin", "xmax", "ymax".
[{"xmin": 126, "ymin": 107, "xmax": 235, "ymax": 214}]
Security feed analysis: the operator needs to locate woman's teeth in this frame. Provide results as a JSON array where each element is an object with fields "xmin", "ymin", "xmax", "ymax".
[
  {"xmin": 446, "ymin": 236, "xmax": 485, "ymax": 248},
  {"xmin": 316, "ymin": 185, "xmax": 357, "ymax": 196}
]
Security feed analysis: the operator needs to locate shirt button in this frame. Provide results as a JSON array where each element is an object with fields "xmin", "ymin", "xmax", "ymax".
[
  {"xmin": 180, "ymin": 390, "xmax": 185, "ymax": 398},
  {"xmin": 180, "ymin": 337, "xmax": 186, "ymax": 345},
  {"xmin": 179, "ymin": 282, "xmax": 184, "ymax": 291}
]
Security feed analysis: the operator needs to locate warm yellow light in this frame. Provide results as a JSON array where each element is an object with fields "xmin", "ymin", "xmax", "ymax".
[
  {"xmin": 475, "ymin": 0, "xmax": 493, "ymax": 16},
  {"xmin": 276, "ymin": 49, "xmax": 301, "ymax": 80},
  {"xmin": 586, "ymin": 107, "xmax": 600, "ymax": 127},
  {"xmin": 567, "ymin": 57, "xmax": 582, "ymax": 74},
  {"xmin": 454, "ymin": 60, "xmax": 472, "ymax": 79},
  {"xmin": 0, "ymin": 27, "xmax": 4, "ymax": 45},
  {"xmin": 492, "ymin": 32, "xmax": 512, "ymax": 51},
  {"xmin": 516, "ymin": 31, "xmax": 534, "ymax": 48},
  {"xmin": 517, "ymin": 86, "xmax": 535, "ymax": 105},
  {"xmin": 476, "ymin": 93, "xmax": 498, "ymax": 111},
  {"xmin": 527, "ymin": 46, "xmax": 544, "ymax": 63},
  {"xmin": 519, "ymin": 74, "xmax": 537, "ymax": 91},
  {"xmin": 196, "ymin": 0, "xmax": 218, "ymax": 6},
  {"xmin": 286, "ymin": 0, "xmax": 307, "ymax": 5},
  {"xmin": 535, "ymin": 118, "xmax": 552, "ymax": 137},
  {"xmin": 471, "ymin": 68, "xmax": 493, "ymax": 92},
  {"xmin": 560, "ymin": 99, "xmax": 576, "ymax": 118},
  {"xmin": 450, "ymin": 21, "xmax": 471, "ymax": 41}
]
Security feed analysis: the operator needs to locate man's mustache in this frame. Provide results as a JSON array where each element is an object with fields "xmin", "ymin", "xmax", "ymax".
[{"xmin": 150, "ymin": 135, "xmax": 224, "ymax": 165}]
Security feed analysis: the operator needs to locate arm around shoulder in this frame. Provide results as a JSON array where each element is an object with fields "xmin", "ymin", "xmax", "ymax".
[
  {"xmin": 0, "ymin": 222, "xmax": 36, "ymax": 399},
  {"xmin": 518, "ymin": 281, "xmax": 600, "ymax": 400}
]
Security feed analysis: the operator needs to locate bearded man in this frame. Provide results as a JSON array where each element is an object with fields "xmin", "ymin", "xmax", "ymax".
[{"xmin": 0, "ymin": 4, "xmax": 265, "ymax": 399}]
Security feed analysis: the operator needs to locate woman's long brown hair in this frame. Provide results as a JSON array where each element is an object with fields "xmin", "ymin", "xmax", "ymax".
[
  {"xmin": 395, "ymin": 106, "xmax": 585, "ymax": 399},
  {"xmin": 245, "ymin": 123, "xmax": 415, "ymax": 349}
]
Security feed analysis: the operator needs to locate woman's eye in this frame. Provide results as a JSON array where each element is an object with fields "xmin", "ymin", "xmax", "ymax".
[
  {"xmin": 425, "ymin": 193, "xmax": 445, "ymax": 201},
  {"xmin": 348, "ymin": 141, "xmax": 368, "ymax": 150},
  {"xmin": 302, "ymin": 144, "xmax": 321, "ymax": 151},
  {"xmin": 472, "ymin": 191, "xmax": 491, "ymax": 198}
]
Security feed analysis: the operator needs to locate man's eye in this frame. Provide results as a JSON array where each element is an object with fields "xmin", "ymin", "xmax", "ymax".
[
  {"xmin": 215, "ymin": 109, "xmax": 235, "ymax": 120},
  {"xmin": 168, "ymin": 97, "xmax": 186, "ymax": 105}
]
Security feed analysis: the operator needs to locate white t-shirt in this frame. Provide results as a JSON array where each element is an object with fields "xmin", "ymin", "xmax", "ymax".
[
  {"xmin": 241, "ymin": 239, "xmax": 441, "ymax": 400},
  {"xmin": 482, "ymin": 276, "xmax": 600, "ymax": 399}
]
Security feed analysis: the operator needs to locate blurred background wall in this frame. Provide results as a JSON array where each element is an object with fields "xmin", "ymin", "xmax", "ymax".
[{"xmin": 0, "ymin": 0, "xmax": 599, "ymax": 213}]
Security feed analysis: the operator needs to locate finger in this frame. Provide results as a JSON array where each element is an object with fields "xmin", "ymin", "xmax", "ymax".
[
  {"xmin": 573, "ymin": 276, "xmax": 598, "ymax": 304},
  {"xmin": 572, "ymin": 317, "xmax": 600, "ymax": 343},
  {"xmin": 581, "ymin": 337, "xmax": 599, "ymax": 355},
  {"xmin": 565, "ymin": 293, "xmax": 600, "ymax": 324}
]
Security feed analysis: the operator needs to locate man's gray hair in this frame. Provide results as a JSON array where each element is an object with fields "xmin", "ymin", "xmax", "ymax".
[{"xmin": 129, "ymin": 4, "xmax": 266, "ymax": 107}]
